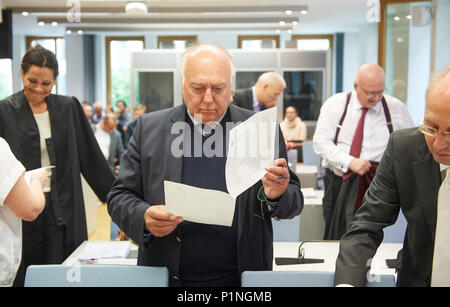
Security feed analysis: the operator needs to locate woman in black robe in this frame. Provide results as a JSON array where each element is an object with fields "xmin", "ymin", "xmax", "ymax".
[{"xmin": 0, "ymin": 46, "xmax": 115, "ymax": 286}]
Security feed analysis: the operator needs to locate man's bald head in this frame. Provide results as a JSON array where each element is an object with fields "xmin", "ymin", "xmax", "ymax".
[{"xmin": 354, "ymin": 63, "xmax": 386, "ymax": 109}]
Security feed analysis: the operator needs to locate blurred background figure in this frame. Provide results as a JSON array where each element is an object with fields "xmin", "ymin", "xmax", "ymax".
[
  {"xmin": 124, "ymin": 104, "xmax": 147, "ymax": 149},
  {"xmin": 281, "ymin": 105, "xmax": 307, "ymax": 151},
  {"xmin": 81, "ymin": 101, "xmax": 93, "ymax": 124},
  {"xmin": 91, "ymin": 101, "xmax": 104, "ymax": 124},
  {"xmin": 116, "ymin": 100, "xmax": 130, "ymax": 148},
  {"xmin": 233, "ymin": 71, "xmax": 286, "ymax": 111}
]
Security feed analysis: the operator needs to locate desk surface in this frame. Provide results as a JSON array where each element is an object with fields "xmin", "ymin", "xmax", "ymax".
[
  {"xmin": 64, "ymin": 240, "xmax": 401, "ymax": 278},
  {"xmin": 273, "ymin": 241, "xmax": 402, "ymax": 276}
]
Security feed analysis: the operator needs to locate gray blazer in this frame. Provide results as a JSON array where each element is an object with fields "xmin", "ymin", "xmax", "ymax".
[
  {"xmin": 107, "ymin": 104, "xmax": 304, "ymax": 286},
  {"xmin": 335, "ymin": 127, "xmax": 441, "ymax": 287},
  {"xmin": 91, "ymin": 124, "xmax": 124, "ymax": 174},
  {"xmin": 233, "ymin": 88, "xmax": 255, "ymax": 111}
]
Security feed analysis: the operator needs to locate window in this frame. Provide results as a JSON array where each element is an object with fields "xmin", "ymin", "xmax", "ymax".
[
  {"xmin": 238, "ymin": 35, "xmax": 280, "ymax": 49},
  {"xmin": 26, "ymin": 36, "xmax": 66, "ymax": 95},
  {"xmin": 106, "ymin": 37, "xmax": 145, "ymax": 107},
  {"xmin": 0, "ymin": 59, "xmax": 13, "ymax": 100},
  {"xmin": 291, "ymin": 35, "xmax": 333, "ymax": 51},
  {"xmin": 157, "ymin": 36, "xmax": 197, "ymax": 50},
  {"xmin": 378, "ymin": 0, "xmax": 432, "ymax": 123},
  {"xmin": 136, "ymin": 72, "xmax": 174, "ymax": 112}
]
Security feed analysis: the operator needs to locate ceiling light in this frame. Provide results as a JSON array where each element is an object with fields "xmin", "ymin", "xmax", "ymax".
[
  {"xmin": 300, "ymin": 10, "xmax": 308, "ymax": 15},
  {"xmin": 66, "ymin": 30, "xmax": 72, "ymax": 35},
  {"xmin": 293, "ymin": 21, "xmax": 298, "ymax": 26},
  {"xmin": 51, "ymin": 22, "xmax": 58, "ymax": 27},
  {"xmin": 279, "ymin": 21, "xmax": 286, "ymax": 26},
  {"xmin": 287, "ymin": 29, "xmax": 292, "ymax": 34},
  {"xmin": 77, "ymin": 30, "xmax": 84, "ymax": 35},
  {"xmin": 38, "ymin": 21, "xmax": 45, "ymax": 26},
  {"xmin": 125, "ymin": 2, "xmax": 148, "ymax": 15},
  {"xmin": 276, "ymin": 29, "xmax": 281, "ymax": 34},
  {"xmin": 285, "ymin": 10, "xmax": 292, "ymax": 15},
  {"xmin": 406, "ymin": 15, "xmax": 412, "ymax": 19},
  {"xmin": 22, "ymin": 12, "xmax": 29, "ymax": 17},
  {"xmin": 394, "ymin": 16, "xmax": 400, "ymax": 21}
]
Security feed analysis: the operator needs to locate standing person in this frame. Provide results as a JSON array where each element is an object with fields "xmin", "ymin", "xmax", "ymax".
[
  {"xmin": 1, "ymin": 137, "xmax": 48, "ymax": 287},
  {"xmin": 92, "ymin": 113, "xmax": 124, "ymax": 176},
  {"xmin": 91, "ymin": 102, "xmax": 104, "ymax": 124},
  {"xmin": 313, "ymin": 63, "xmax": 414, "ymax": 240},
  {"xmin": 124, "ymin": 104, "xmax": 146, "ymax": 149},
  {"xmin": 335, "ymin": 69, "xmax": 450, "ymax": 287},
  {"xmin": 107, "ymin": 44, "xmax": 303, "ymax": 287},
  {"xmin": 0, "ymin": 45, "xmax": 115, "ymax": 286},
  {"xmin": 81, "ymin": 101, "xmax": 93, "ymax": 124},
  {"xmin": 116, "ymin": 100, "xmax": 130, "ymax": 147},
  {"xmin": 280, "ymin": 105, "xmax": 308, "ymax": 151},
  {"xmin": 233, "ymin": 72, "xmax": 286, "ymax": 112}
]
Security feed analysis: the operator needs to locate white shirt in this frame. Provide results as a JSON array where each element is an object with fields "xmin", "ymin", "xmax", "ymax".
[
  {"xmin": 33, "ymin": 111, "xmax": 52, "ymax": 192},
  {"xmin": 0, "ymin": 137, "xmax": 25, "ymax": 287},
  {"xmin": 94, "ymin": 124, "xmax": 111, "ymax": 160},
  {"xmin": 313, "ymin": 91, "xmax": 414, "ymax": 176}
]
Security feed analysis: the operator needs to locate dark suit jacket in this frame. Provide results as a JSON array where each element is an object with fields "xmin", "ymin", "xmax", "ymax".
[
  {"xmin": 233, "ymin": 88, "xmax": 267, "ymax": 111},
  {"xmin": 107, "ymin": 104, "xmax": 304, "ymax": 286},
  {"xmin": 335, "ymin": 128, "xmax": 441, "ymax": 287}
]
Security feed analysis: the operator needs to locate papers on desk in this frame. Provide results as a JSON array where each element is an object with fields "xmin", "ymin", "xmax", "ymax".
[
  {"xmin": 164, "ymin": 107, "xmax": 278, "ymax": 227},
  {"xmin": 77, "ymin": 241, "xmax": 132, "ymax": 263},
  {"xmin": 301, "ymin": 188, "xmax": 318, "ymax": 198}
]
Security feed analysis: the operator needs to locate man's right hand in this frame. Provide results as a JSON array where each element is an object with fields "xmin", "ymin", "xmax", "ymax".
[
  {"xmin": 348, "ymin": 158, "xmax": 371, "ymax": 176},
  {"xmin": 144, "ymin": 205, "xmax": 183, "ymax": 237}
]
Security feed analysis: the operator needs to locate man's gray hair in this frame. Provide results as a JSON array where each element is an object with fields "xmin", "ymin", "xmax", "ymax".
[
  {"xmin": 179, "ymin": 43, "xmax": 236, "ymax": 85},
  {"xmin": 257, "ymin": 71, "xmax": 286, "ymax": 88}
]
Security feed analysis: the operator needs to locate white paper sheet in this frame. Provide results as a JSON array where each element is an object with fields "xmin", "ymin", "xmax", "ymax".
[
  {"xmin": 77, "ymin": 241, "xmax": 132, "ymax": 261},
  {"xmin": 164, "ymin": 180, "xmax": 236, "ymax": 227},
  {"xmin": 225, "ymin": 107, "xmax": 278, "ymax": 198}
]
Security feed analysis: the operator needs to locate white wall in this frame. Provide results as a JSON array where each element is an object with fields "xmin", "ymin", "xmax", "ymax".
[
  {"xmin": 432, "ymin": 0, "xmax": 450, "ymax": 72},
  {"xmin": 65, "ymin": 34, "xmax": 84, "ymax": 101}
]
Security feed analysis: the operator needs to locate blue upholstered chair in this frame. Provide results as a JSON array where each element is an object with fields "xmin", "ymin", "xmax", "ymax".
[{"xmin": 25, "ymin": 265, "xmax": 169, "ymax": 287}]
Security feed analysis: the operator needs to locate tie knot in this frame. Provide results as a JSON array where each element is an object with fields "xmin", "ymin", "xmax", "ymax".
[{"xmin": 362, "ymin": 107, "xmax": 369, "ymax": 113}]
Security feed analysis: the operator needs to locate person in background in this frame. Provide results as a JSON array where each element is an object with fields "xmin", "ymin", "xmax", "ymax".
[
  {"xmin": 91, "ymin": 101, "xmax": 104, "ymax": 124},
  {"xmin": 124, "ymin": 104, "xmax": 147, "ymax": 149},
  {"xmin": 313, "ymin": 63, "xmax": 414, "ymax": 240},
  {"xmin": 116, "ymin": 100, "xmax": 130, "ymax": 147},
  {"xmin": 81, "ymin": 101, "xmax": 93, "ymax": 123},
  {"xmin": 0, "ymin": 137, "xmax": 48, "ymax": 287},
  {"xmin": 335, "ymin": 69, "xmax": 450, "ymax": 287},
  {"xmin": 91, "ymin": 112, "xmax": 124, "ymax": 176},
  {"xmin": 107, "ymin": 44, "xmax": 303, "ymax": 287},
  {"xmin": 0, "ymin": 45, "xmax": 115, "ymax": 286},
  {"xmin": 233, "ymin": 71, "xmax": 286, "ymax": 112},
  {"xmin": 280, "ymin": 105, "xmax": 307, "ymax": 151}
]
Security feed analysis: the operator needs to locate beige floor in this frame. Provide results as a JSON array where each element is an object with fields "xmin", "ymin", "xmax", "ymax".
[{"xmin": 88, "ymin": 203, "xmax": 111, "ymax": 241}]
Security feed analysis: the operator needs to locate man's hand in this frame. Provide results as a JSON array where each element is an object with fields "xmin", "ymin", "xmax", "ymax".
[
  {"xmin": 348, "ymin": 158, "xmax": 371, "ymax": 176},
  {"xmin": 261, "ymin": 158, "xmax": 290, "ymax": 200},
  {"xmin": 144, "ymin": 205, "xmax": 183, "ymax": 237}
]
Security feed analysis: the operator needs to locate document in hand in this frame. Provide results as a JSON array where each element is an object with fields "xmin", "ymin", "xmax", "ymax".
[{"xmin": 164, "ymin": 107, "xmax": 278, "ymax": 227}]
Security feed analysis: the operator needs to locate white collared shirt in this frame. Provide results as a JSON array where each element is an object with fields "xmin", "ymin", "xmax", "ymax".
[
  {"xmin": 0, "ymin": 137, "xmax": 25, "ymax": 287},
  {"xmin": 313, "ymin": 91, "xmax": 414, "ymax": 176},
  {"xmin": 94, "ymin": 124, "xmax": 111, "ymax": 160},
  {"xmin": 252, "ymin": 86, "xmax": 260, "ymax": 110}
]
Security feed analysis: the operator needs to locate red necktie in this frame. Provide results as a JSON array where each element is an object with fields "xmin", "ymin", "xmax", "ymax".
[{"xmin": 342, "ymin": 107, "xmax": 368, "ymax": 181}]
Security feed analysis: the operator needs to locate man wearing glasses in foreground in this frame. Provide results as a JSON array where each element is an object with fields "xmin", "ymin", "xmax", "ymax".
[
  {"xmin": 313, "ymin": 63, "xmax": 414, "ymax": 240},
  {"xmin": 335, "ymin": 69, "xmax": 450, "ymax": 287}
]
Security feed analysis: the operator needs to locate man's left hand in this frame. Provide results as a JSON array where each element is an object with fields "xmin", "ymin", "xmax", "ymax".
[{"xmin": 261, "ymin": 158, "xmax": 290, "ymax": 200}]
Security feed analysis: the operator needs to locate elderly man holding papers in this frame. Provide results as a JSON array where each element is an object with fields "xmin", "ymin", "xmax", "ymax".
[{"xmin": 107, "ymin": 44, "xmax": 303, "ymax": 287}]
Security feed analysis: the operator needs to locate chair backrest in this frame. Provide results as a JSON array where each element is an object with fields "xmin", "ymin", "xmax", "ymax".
[
  {"xmin": 272, "ymin": 216, "xmax": 300, "ymax": 242},
  {"xmin": 25, "ymin": 265, "xmax": 169, "ymax": 287},
  {"xmin": 302, "ymin": 140, "xmax": 318, "ymax": 166},
  {"xmin": 287, "ymin": 149, "xmax": 298, "ymax": 173},
  {"xmin": 241, "ymin": 271, "xmax": 396, "ymax": 287},
  {"xmin": 382, "ymin": 209, "xmax": 407, "ymax": 243}
]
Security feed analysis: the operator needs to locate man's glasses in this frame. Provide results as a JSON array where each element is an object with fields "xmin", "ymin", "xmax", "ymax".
[
  {"xmin": 419, "ymin": 124, "xmax": 450, "ymax": 138},
  {"xmin": 358, "ymin": 85, "xmax": 385, "ymax": 98}
]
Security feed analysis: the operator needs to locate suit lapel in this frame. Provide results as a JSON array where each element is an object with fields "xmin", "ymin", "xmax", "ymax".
[{"xmin": 412, "ymin": 142, "xmax": 441, "ymax": 239}]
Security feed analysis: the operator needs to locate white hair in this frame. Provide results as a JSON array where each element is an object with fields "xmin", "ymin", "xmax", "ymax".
[{"xmin": 179, "ymin": 43, "xmax": 236, "ymax": 85}]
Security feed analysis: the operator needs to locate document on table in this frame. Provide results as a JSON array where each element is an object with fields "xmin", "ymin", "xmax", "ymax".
[
  {"xmin": 226, "ymin": 107, "xmax": 278, "ymax": 198},
  {"xmin": 77, "ymin": 241, "xmax": 132, "ymax": 262},
  {"xmin": 164, "ymin": 181, "xmax": 236, "ymax": 227}
]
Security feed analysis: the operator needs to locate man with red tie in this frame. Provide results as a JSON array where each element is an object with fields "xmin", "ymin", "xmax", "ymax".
[{"xmin": 313, "ymin": 63, "xmax": 414, "ymax": 240}]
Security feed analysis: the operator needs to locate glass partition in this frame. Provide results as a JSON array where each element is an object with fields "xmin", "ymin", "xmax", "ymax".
[
  {"xmin": 136, "ymin": 72, "xmax": 174, "ymax": 113},
  {"xmin": 283, "ymin": 71, "xmax": 323, "ymax": 121},
  {"xmin": 235, "ymin": 71, "xmax": 266, "ymax": 89}
]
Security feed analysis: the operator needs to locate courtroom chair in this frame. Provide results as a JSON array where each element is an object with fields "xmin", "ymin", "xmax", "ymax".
[
  {"xmin": 382, "ymin": 209, "xmax": 407, "ymax": 243},
  {"xmin": 25, "ymin": 265, "xmax": 169, "ymax": 287},
  {"xmin": 272, "ymin": 216, "xmax": 301, "ymax": 242},
  {"xmin": 301, "ymin": 140, "xmax": 319, "ymax": 166},
  {"xmin": 287, "ymin": 149, "xmax": 298, "ymax": 173},
  {"xmin": 241, "ymin": 271, "xmax": 396, "ymax": 287}
]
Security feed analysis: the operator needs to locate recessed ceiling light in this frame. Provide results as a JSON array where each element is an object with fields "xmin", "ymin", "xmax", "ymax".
[
  {"xmin": 287, "ymin": 29, "xmax": 292, "ymax": 34},
  {"xmin": 22, "ymin": 12, "xmax": 29, "ymax": 17},
  {"xmin": 276, "ymin": 29, "xmax": 281, "ymax": 34},
  {"xmin": 406, "ymin": 15, "xmax": 412, "ymax": 19},
  {"xmin": 38, "ymin": 21, "xmax": 45, "ymax": 26},
  {"xmin": 285, "ymin": 10, "xmax": 292, "ymax": 15},
  {"xmin": 77, "ymin": 30, "xmax": 84, "ymax": 35},
  {"xmin": 66, "ymin": 30, "xmax": 72, "ymax": 35},
  {"xmin": 293, "ymin": 21, "xmax": 298, "ymax": 26},
  {"xmin": 300, "ymin": 10, "xmax": 308, "ymax": 15},
  {"xmin": 51, "ymin": 22, "xmax": 58, "ymax": 27},
  {"xmin": 279, "ymin": 21, "xmax": 286, "ymax": 26},
  {"xmin": 394, "ymin": 16, "xmax": 400, "ymax": 21}
]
